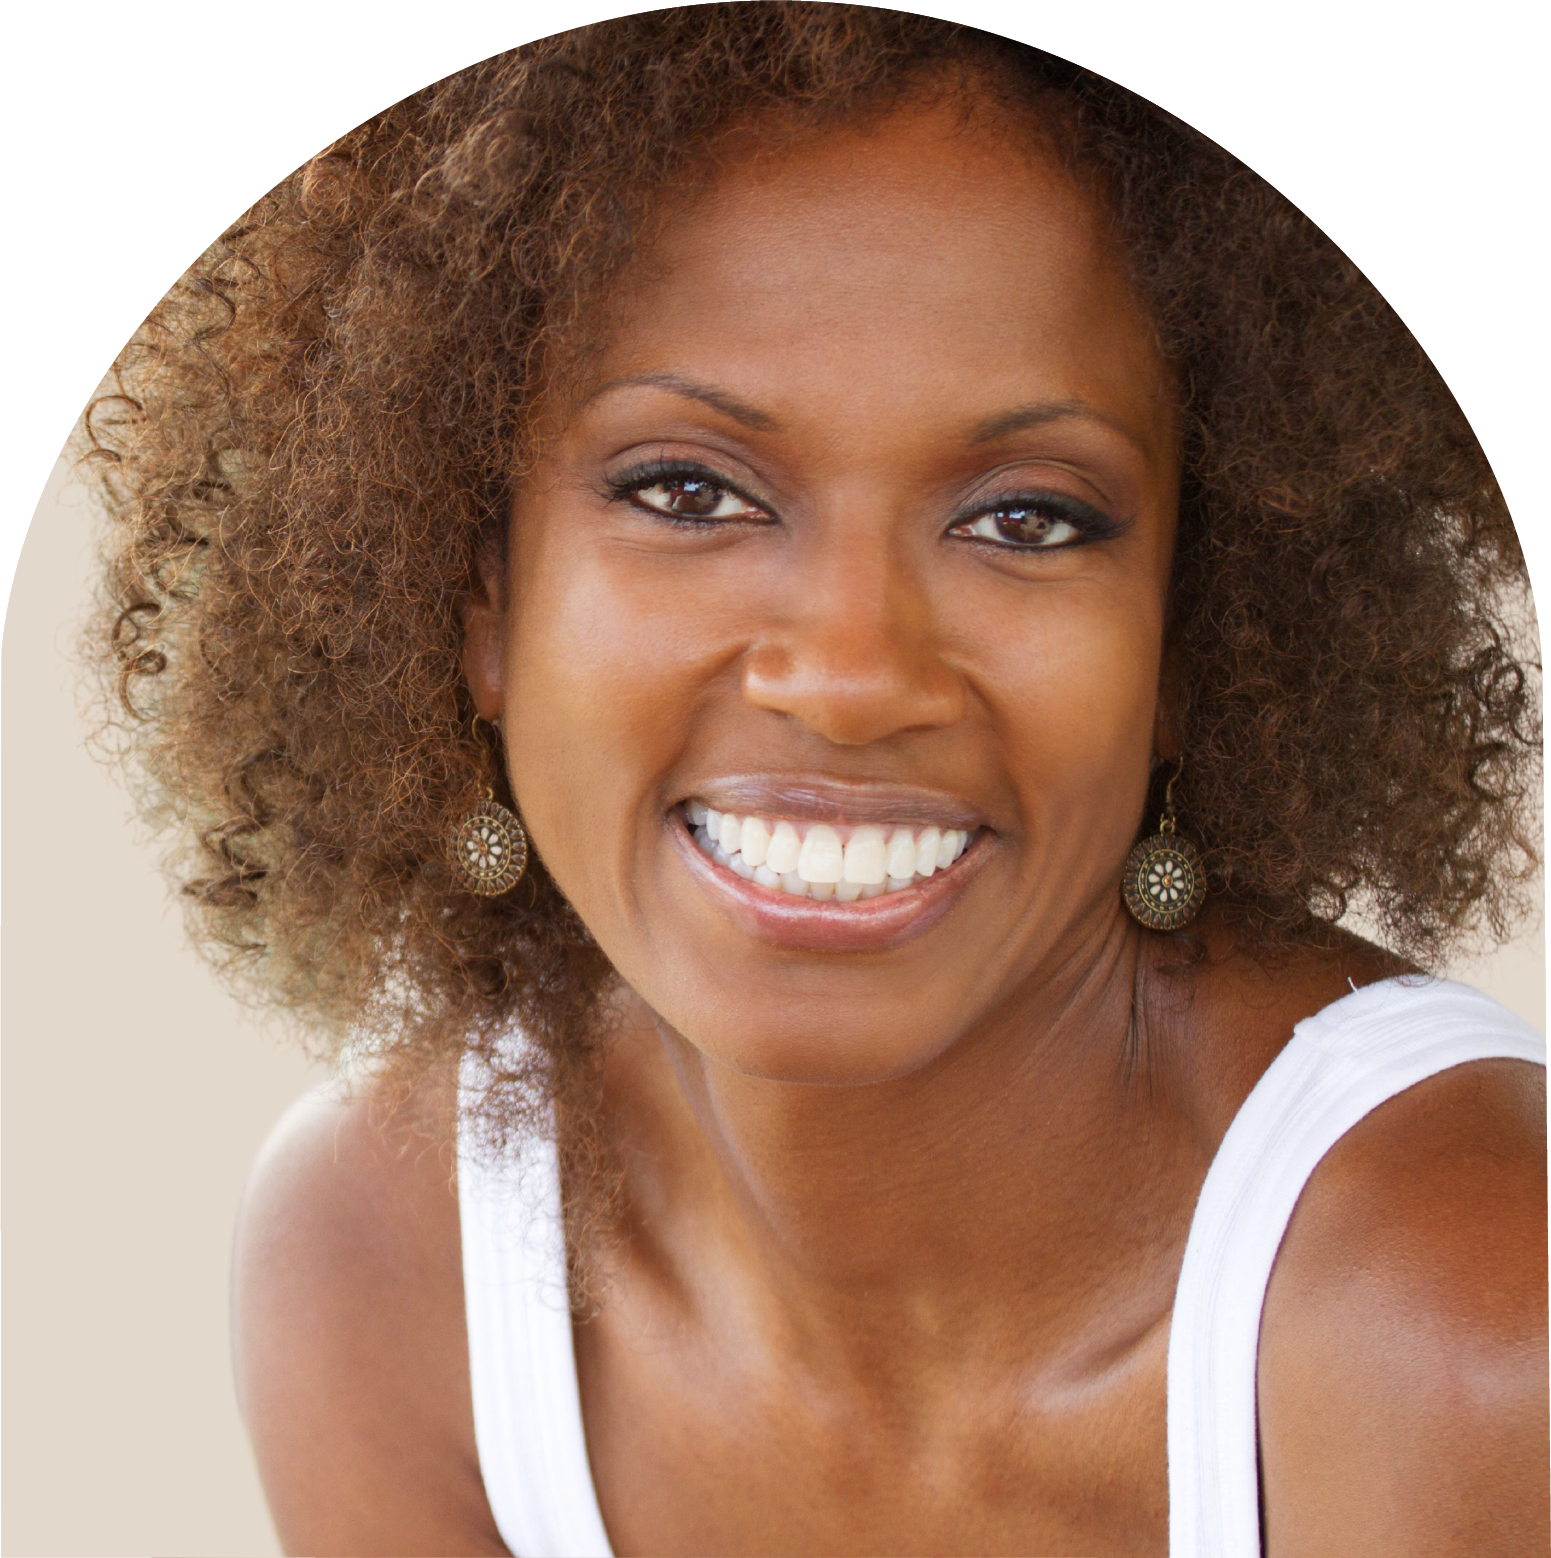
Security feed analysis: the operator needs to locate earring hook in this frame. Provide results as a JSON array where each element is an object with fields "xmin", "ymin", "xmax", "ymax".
[
  {"xmin": 471, "ymin": 712, "xmax": 505, "ymax": 803},
  {"xmin": 1159, "ymin": 757, "xmax": 1184, "ymax": 835}
]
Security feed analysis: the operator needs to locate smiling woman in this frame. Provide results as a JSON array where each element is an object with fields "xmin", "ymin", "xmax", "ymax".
[
  {"xmin": 465, "ymin": 101, "xmax": 1181, "ymax": 1083},
  {"xmin": 79, "ymin": 6, "xmax": 1545, "ymax": 1556}
]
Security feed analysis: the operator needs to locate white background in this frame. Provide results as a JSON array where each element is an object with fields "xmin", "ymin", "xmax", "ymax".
[
  {"xmin": 2, "ymin": 3, "xmax": 1546, "ymax": 1554},
  {"xmin": 3, "ymin": 0, "xmax": 1547, "ymax": 631},
  {"xmin": 3, "ymin": 6, "xmax": 1551, "ymax": 891}
]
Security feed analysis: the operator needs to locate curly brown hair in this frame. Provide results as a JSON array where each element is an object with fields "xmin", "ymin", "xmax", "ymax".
[{"xmin": 80, "ymin": 4, "xmax": 1539, "ymax": 1166}]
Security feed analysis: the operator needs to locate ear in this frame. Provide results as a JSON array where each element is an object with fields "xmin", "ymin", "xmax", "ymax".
[
  {"xmin": 461, "ymin": 536, "xmax": 507, "ymax": 722},
  {"xmin": 1153, "ymin": 635, "xmax": 1184, "ymax": 763}
]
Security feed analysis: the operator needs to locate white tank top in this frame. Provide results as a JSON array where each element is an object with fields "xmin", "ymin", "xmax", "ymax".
[{"xmin": 458, "ymin": 976, "xmax": 1544, "ymax": 1557}]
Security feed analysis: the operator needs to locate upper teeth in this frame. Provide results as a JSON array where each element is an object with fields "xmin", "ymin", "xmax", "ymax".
[{"xmin": 683, "ymin": 800, "xmax": 973, "ymax": 899}]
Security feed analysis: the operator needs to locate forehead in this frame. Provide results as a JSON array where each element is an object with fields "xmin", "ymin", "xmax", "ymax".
[{"xmin": 567, "ymin": 98, "xmax": 1174, "ymax": 458}]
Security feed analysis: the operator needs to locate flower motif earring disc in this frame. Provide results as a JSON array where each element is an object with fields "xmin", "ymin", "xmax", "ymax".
[
  {"xmin": 1121, "ymin": 762, "xmax": 1206, "ymax": 932},
  {"xmin": 450, "ymin": 797, "xmax": 529, "ymax": 895},
  {"xmin": 1121, "ymin": 829, "xmax": 1205, "ymax": 931}
]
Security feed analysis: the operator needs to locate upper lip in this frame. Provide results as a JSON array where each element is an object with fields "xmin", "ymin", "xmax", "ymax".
[{"xmin": 672, "ymin": 774, "xmax": 989, "ymax": 830}]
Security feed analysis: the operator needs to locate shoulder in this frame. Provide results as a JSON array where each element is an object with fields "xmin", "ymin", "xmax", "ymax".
[
  {"xmin": 233, "ymin": 1065, "xmax": 508, "ymax": 1555},
  {"xmin": 1257, "ymin": 1047, "xmax": 1547, "ymax": 1557}
]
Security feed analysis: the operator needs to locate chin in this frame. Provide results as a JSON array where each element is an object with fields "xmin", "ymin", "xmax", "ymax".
[{"xmin": 664, "ymin": 995, "xmax": 962, "ymax": 1087}]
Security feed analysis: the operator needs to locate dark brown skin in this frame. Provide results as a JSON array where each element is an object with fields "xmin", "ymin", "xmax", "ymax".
[{"xmin": 233, "ymin": 102, "xmax": 1547, "ymax": 1556}]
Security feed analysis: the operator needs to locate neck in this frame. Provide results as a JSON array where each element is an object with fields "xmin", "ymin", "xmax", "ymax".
[{"xmin": 603, "ymin": 907, "xmax": 1211, "ymax": 1374}]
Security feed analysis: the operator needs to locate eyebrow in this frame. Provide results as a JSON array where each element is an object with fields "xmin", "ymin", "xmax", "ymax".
[
  {"xmin": 584, "ymin": 372, "xmax": 780, "ymax": 432},
  {"xmin": 969, "ymin": 398, "xmax": 1148, "ymax": 452},
  {"xmin": 585, "ymin": 375, "xmax": 1147, "ymax": 453}
]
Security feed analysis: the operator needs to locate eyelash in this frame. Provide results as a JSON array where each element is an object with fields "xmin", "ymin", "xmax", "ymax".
[
  {"xmin": 603, "ymin": 459, "xmax": 1124, "ymax": 550},
  {"xmin": 948, "ymin": 491, "xmax": 1128, "ymax": 551},
  {"xmin": 603, "ymin": 460, "xmax": 771, "ymax": 526}
]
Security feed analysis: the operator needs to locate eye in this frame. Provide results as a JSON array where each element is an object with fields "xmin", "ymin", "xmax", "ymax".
[
  {"xmin": 947, "ymin": 493, "xmax": 1121, "ymax": 551},
  {"xmin": 634, "ymin": 477, "xmax": 758, "ymax": 521},
  {"xmin": 953, "ymin": 507, "xmax": 1079, "ymax": 548},
  {"xmin": 608, "ymin": 462, "xmax": 770, "ymax": 523}
]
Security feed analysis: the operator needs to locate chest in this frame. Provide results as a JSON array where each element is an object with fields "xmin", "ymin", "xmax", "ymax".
[{"xmin": 573, "ymin": 1293, "xmax": 1171, "ymax": 1557}]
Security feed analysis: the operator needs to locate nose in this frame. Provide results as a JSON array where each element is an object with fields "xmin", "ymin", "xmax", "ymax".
[{"xmin": 740, "ymin": 526, "xmax": 965, "ymax": 746}]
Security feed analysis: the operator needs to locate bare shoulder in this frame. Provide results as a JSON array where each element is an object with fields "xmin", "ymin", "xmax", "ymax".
[
  {"xmin": 1258, "ymin": 1054, "xmax": 1548, "ymax": 1557},
  {"xmin": 233, "ymin": 1065, "xmax": 507, "ymax": 1556}
]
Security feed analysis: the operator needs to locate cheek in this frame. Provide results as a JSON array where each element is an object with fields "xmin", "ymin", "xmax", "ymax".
[
  {"xmin": 969, "ymin": 583, "xmax": 1164, "ymax": 845},
  {"xmin": 497, "ymin": 524, "xmax": 720, "ymax": 897}
]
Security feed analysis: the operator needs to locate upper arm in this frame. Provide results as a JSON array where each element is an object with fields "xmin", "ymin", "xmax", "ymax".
[
  {"xmin": 232, "ymin": 1075, "xmax": 509, "ymax": 1557},
  {"xmin": 1258, "ymin": 1058, "xmax": 1548, "ymax": 1558}
]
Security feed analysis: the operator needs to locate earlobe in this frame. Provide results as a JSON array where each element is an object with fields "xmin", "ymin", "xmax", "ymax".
[
  {"xmin": 1152, "ymin": 709, "xmax": 1180, "ymax": 765},
  {"xmin": 1152, "ymin": 638, "xmax": 1184, "ymax": 763},
  {"xmin": 460, "ymin": 543, "xmax": 507, "ymax": 721}
]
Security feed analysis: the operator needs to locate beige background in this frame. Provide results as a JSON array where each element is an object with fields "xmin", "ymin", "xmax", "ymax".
[
  {"xmin": 3, "ymin": 460, "xmax": 325, "ymax": 1558},
  {"xmin": 3, "ymin": 457, "xmax": 1544, "ymax": 1557}
]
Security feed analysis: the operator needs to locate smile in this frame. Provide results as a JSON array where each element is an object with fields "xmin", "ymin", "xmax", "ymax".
[
  {"xmin": 667, "ymin": 779, "xmax": 992, "ymax": 951},
  {"xmin": 685, "ymin": 800, "xmax": 972, "ymax": 899}
]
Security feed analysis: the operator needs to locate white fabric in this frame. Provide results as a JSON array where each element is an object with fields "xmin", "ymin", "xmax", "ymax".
[
  {"xmin": 1166, "ymin": 976, "xmax": 1544, "ymax": 1556},
  {"xmin": 459, "ymin": 976, "xmax": 1544, "ymax": 1558},
  {"xmin": 459, "ymin": 1111, "xmax": 613, "ymax": 1558}
]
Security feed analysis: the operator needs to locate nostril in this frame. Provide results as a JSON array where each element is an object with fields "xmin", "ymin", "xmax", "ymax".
[{"xmin": 740, "ymin": 637, "xmax": 964, "ymax": 746}]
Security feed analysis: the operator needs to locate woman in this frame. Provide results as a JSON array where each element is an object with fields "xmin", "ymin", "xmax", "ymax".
[{"xmin": 83, "ymin": 6, "xmax": 1545, "ymax": 1554}]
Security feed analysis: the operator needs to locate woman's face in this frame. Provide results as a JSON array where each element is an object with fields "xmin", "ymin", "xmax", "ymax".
[{"xmin": 467, "ymin": 98, "xmax": 1180, "ymax": 1084}]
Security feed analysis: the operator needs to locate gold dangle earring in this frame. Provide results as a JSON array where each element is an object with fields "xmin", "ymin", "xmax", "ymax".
[
  {"xmin": 448, "ymin": 719, "xmax": 530, "ymax": 896},
  {"xmin": 1121, "ymin": 761, "xmax": 1206, "ymax": 931}
]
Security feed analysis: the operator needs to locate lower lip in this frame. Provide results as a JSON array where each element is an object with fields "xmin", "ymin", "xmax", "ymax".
[{"xmin": 668, "ymin": 814, "xmax": 990, "ymax": 952}]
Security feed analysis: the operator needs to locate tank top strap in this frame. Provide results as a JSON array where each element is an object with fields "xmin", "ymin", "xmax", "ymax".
[
  {"xmin": 1165, "ymin": 975, "xmax": 1545, "ymax": 1557},
  {"xmin": 458, "ymin": 1052, "xmax": 614, "ymax": 1558}
]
